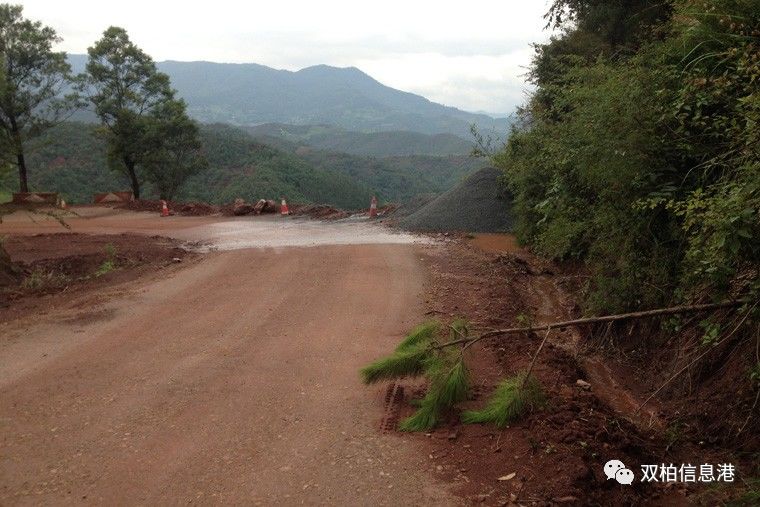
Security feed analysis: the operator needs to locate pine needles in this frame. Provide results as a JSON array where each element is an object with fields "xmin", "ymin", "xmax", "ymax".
[
  {"xmin": 359, "ymin": 319, "xmax": 546, "ymax": 432},
  {"xmin": 399, "ymin": 355, "xmax": 470, "ymax": 432},
  {"xmin": 360, "ymin": 321, "xmax": 441, "ymax": 385},
  {"xmin": 461, "ymin": 372, "xmax": 545, "ymax": 428},
  {"xmin": 359, "ymin": 347, "xmax": 430, "ymax": 384},
  {"xmin": 395, "ymin": 321, "xmax": 439, "ymax": 352},
  {"xmin": 360, "ymin": 320, "xmax": 471, "ymax": 431}
]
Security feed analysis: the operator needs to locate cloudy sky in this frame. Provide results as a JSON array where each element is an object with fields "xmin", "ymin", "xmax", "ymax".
[{"xmin": 19, "ymin": 0, "xmax": 553, "ymax": 115}]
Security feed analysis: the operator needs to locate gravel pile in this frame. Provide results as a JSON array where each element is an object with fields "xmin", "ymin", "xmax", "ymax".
[{"xmin": 396, "ymin": 167, "xmax": 512, "ymax": 233}]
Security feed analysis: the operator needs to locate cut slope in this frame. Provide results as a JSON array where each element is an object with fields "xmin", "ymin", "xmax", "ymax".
[{"xmin": 397, "ymin": 167, "xmax": 512, "ymax": 233}]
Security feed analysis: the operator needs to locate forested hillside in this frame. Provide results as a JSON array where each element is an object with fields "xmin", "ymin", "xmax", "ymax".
[
  {"xmin": 497, "ymin": 0, "xmax": 759, "ymax": 314},
  {"xmin": 245, "ymin": 123, "xmax": 473, "ymax": 157},
  {"xmin": 298, "ymin": 150, "xmax": 483, "ymax": 203},
  {"xmin": 0, "ymin": 122, "xmax": 483, "ymax": 207},
  {"xmin": 65, "ymin": 55, "xmax": 508, "ymax": 137}
]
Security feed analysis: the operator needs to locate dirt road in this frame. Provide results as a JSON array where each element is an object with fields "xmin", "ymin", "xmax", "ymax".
[{"xmin": 0, "ymin": 212, "xmax": 455, "ymax": 505}]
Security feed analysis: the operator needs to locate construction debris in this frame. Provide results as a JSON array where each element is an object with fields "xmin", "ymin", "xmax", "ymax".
[{"xmin": 289, "ymin": 204, "xmax": 350, "ymax": 220}]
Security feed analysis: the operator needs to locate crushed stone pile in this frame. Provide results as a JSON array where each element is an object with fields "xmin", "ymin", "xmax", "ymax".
[{"xmin": 395, "ymin": 167, "xmax": 512, "ymax": 233}]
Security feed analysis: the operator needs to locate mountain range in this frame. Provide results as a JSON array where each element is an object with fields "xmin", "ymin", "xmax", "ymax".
[{"xmin": 66, "ymin": 55, "xmax": 509, "ymax": 138}]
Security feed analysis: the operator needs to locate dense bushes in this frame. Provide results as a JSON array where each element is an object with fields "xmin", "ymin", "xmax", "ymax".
[{"xmin": 497, "ymin": 0, "xmax": 759, "ymax": 313}]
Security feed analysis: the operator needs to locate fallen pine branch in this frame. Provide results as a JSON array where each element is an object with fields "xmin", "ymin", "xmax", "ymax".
[{"xmin": 433, "ymin": 299, "xmax": 751, "ymax": 351}]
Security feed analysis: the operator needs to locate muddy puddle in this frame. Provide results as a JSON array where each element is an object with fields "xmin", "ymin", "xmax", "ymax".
[{"xmin": 168, "ymin": 216, "xmax": 432, "ymax": 251}]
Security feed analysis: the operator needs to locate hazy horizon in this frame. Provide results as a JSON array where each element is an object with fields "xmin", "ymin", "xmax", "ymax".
[{"xmin": 19, "ymin": 0, "xmax": 553, "ymax": 115}]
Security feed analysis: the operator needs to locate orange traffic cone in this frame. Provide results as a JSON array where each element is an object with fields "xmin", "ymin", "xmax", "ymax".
[
  {"xmin": 280, "ymin": 198, "xmax": 289, "ymax": 216},
  {"xmin": 161, "ymin": 200, "xmax": 170, "ymax": 217},
  {"xmin": 369, "ymin": 196, "xmax": 378, "ymax": 218}
]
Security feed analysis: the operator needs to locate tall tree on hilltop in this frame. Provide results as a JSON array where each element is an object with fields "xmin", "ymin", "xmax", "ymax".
[
  {"xmin": 82, "ymin": 26, "xmax": 173, "ymax": 199},
  {"xmin": 0, "ymin": 4, "xmax": 79, "ymax": 193},
  {"xmin": 141, "ymin": 98, "xmax": 207, "ymax": 201}
]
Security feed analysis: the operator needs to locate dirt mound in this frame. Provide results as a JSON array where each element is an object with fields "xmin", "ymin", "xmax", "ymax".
[
  {"xmin": 0, "ymin": 233, "xmax": 193, "ymax": 312},
  {"xmin": 117, "ymin": 200, "xmax": 221, "ymax": 216},
  {"xmin": 176, "ymin": 202, "xmax": 220, "ymax": 216},
  {"xmin": 290, "ymin": 204, "xmax": 350, "ymax": 220},
  {"xmin": 0, "ymin": 244, "xmax": 21, "ymax": 288},
  {"xmin": 396, "ymin": 167, "xmax": 512, "ymax": 233}
]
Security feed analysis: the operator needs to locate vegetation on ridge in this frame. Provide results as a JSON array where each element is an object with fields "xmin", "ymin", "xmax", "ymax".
[{"xmin": 494, "ymin": 0, "xmax": 760, "ymax": 313}]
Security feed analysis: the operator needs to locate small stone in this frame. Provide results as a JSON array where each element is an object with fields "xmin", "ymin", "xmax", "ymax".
[{"xmin": 576, "ymin": 379, "xmax": 591, "ymax": 390}]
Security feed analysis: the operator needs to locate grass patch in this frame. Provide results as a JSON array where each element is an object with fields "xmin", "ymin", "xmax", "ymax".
[
  {"xmin": 94, "ymin": 243, "xmax": 117, "ymax": 277},
  {"xmin": 22, "ymin": 268, "xmax": 71, "ymax": 290},
  {"xmin": 461, "ymin": 372, "xmax": 545, "ymax": 428},
  {"xmin": 94, "ymin": 259, "xmax": 115, "ymax": 277}
]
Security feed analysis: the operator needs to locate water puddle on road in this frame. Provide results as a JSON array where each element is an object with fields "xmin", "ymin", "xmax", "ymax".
[{"xmin": 173, "ymin": 217, "xmax": 432, "ymax": 251}]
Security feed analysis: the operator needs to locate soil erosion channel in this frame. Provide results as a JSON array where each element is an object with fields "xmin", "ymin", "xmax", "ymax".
[{"xmin": 0, "ymin": 212, "xmax": 454, "ymax": 505}]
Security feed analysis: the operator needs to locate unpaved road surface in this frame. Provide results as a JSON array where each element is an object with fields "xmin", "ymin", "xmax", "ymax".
[{"xmin": 0, "ymin": 210, "xmax": 455, "ymax": 505}]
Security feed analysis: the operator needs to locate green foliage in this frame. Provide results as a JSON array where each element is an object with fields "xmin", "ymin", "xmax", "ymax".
[
  {"xmin": 8, "ymin": 119, "xmax": 484, "ymax": 209},
  {"xmin": 82, "ymin": 26, "xmax": 174, "ymax": 199},
  {"xmin": 360, "ymin": 320, "xmax": 470, "ymax": 432},
  {"xmin": 184, "ymin": 124, "xmax": 374, "ymax": 209},
  {"xmin": 729, "ymin": 477, "xmax": 760, "ymax": 506},
  {"xmin": 94, "ymin": 259, "xmax": 115, "ymax": 277},
  {"xmin": 699, "ymin": 319, "xmax": 721, "ymax": 346},
  {"xmin": 103, "ymin": 242, "xmax": 116, "ymax": 258},
  {"xmin": 22, "ymin": 268, "xmax": 70, "ymax": 289},
  {"xmin": 496, "ymin": 0, "xmax": 760, "ymax": 313},
  {"xmin": 299, "ymin": 149, "xmax": 484, "ymax": 203},
  {"xmin": 95, "ymin": 242, "xmax": 117, "ymax": 277},
  {"xmin": 0, "ymin": 121, "xmax": 374, "ymax": 208},
  {"xmin": 395, "ymin": 321, "xmax": 441, "ymax": 352},
  {"xmin": 0, "ymin": 4, "xmax": 79, "ymax": 192},
  {"xmin": 749, "ymin": 362, "xmax": 760, "ymax": 384},
  {"xmin": 359, "ymin": 347, "xmax": 431, "ymax": 385},
  {"xmin": 461, "ymin": 372, "xmax": 545, "ymax": 428},
  {"xmin": 360, "ymin": 321, "xmax": 442, "ymax": 384},
  {"xmin": 141, "ymin": 98, "xmax": 207, "ymax": 200},
  {"xmin": 246, "ymin": 123, "xmax": 473, "ymax": 157},
  {"xmin": 399, "ymin": 357, "xmax": 469, "ymax": 432}
]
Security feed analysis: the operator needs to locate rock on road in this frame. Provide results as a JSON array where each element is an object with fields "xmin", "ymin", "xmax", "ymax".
[{"xmin": 0, "ymin": 213, "xmax": 457, "ymax": 505}]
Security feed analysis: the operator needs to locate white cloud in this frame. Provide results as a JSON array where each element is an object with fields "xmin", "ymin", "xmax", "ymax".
[{"xmin": 18, "ymin": 0, "xmax": 553, "ymax": 113}]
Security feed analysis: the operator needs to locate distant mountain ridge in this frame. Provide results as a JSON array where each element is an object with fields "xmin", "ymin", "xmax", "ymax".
[{"xmin": 67, "ymin": 55, "xmax": 509, "ymax": 137}]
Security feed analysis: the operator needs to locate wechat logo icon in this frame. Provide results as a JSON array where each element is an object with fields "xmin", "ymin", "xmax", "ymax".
[{"xmin": 605, "ymin": 459, "xmax": 635, "ymax": 485}]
